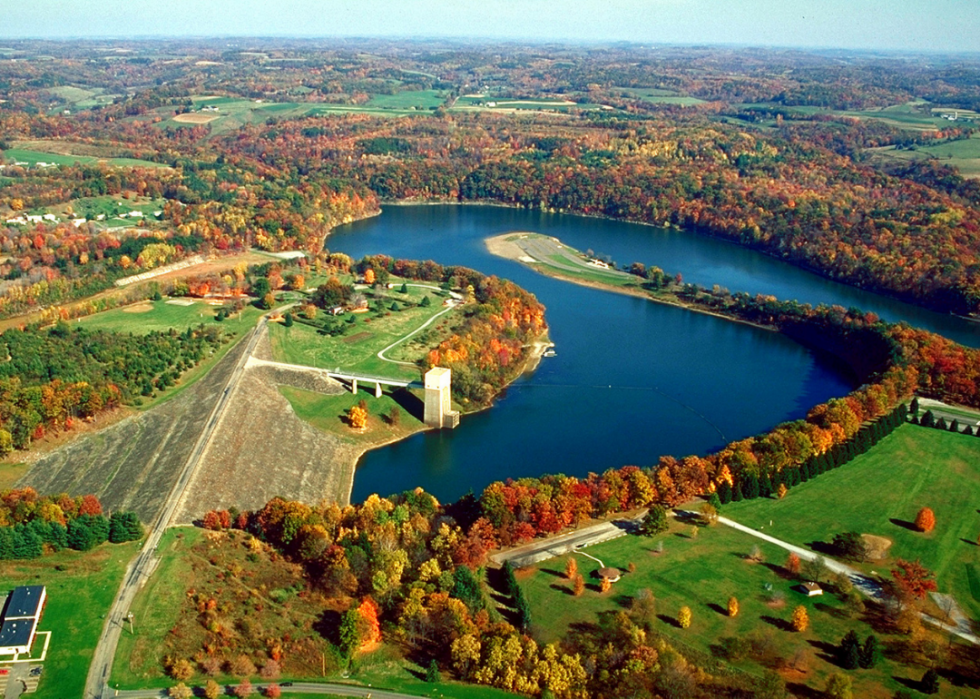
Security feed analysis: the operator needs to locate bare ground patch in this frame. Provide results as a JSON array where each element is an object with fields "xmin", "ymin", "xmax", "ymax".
[
  {"xmin": 172, "ymin": 113, "xmax": 220, "ymax": 124},
  {"xmin": 862, "ymin": 534, "xmax": 893, "ymax": 561},
  {"xmin": 122, "ymin": 302, "xmax": 153, "ymax": 313}
]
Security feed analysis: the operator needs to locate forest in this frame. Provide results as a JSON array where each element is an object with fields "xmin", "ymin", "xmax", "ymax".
[{"xmin": 0, "ymin": 321, "xmax": 227, "ymax": 451}]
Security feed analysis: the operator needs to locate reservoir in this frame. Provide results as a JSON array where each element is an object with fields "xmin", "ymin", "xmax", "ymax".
[{"xmin": 330, "ymin": 205, "xmax": 980, "ymax": 502}]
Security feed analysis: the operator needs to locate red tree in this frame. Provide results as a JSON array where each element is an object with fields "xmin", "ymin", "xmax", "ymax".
[{"xmin": 891, "ymin": 559, "xmax": 938, "ymax": 602}]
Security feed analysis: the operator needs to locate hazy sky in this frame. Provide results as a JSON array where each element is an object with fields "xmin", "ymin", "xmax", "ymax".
[{"xmin": 2, "ymin": 0, "xmax": 978, "ymax": 53}]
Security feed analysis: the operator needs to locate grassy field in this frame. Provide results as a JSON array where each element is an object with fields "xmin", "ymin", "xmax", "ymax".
[
  {"xmin": 279, "ymin": 385, "xmax": 426, "ymax": 445},
  {"xmin": 79, "ymin": 299, "xmax": 262, "ymax": 409},
  {"xmin": 267, "ymin": 283, "xmax": 459, "ymax": 381},
  {"xmin": 1, "ymin": 148, "xmax": 164, "ymax": 168},
  {"xmin": 0, "ymin": 540, "xmax": 142, "ymax": 699},
  {"xmin": 43, "ymin": 195, "xmax": 165, "ymax": 226},
  {"xmin": 518, "ymin": 519, "xmax": 957, "ymax": 697},
  {"xmin": 724, "ymin": 424, "xmax": 980, "ymax": 620},
  {"xmin": 618, "ymin": 87, "xmax": 707, "ymax": 106},
  {"xmin": 365, "ymin": 89, "xmax": 448, "ymax": 109},
  {"xmin": 870, "ymin": 134, "xmax": 980, "ymax": 178}
]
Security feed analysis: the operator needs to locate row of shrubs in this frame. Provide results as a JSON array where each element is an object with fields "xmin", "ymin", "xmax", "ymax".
[
  {"xmin": 0, "ymin": 511, "xmax": 143, "ymax": 560},
  {"xmin": 718, "ymin": 403, "xmax": 909, "ymax": 504}
]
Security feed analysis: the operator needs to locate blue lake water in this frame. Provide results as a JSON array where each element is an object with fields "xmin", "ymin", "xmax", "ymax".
[{"xmin": 328, "ymin": 204, "xmax": 979, "ymax": 502}]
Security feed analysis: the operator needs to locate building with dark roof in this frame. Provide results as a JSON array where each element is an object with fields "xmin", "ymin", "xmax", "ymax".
[
  {"xmin": 0, "ymin": 585, "xmax": 45, "ymax": 656},
  {"xmin": 4, "ymin": 586, "xmax": 45, "ymax": 620}
]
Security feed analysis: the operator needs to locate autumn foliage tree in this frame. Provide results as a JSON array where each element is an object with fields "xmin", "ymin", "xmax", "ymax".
[
  {"xmin": 791, "ymin": 605, "xmax": 809, "ymax": 632},
  {"xmin": 347, "ymin": 405, "xmax": 368, "ymax": 430},
  {"xmin": 891, "ymin": 559, "xmax": 938, "ymax": 604},
  {"xmin": 727, "ymin": 596, "xmax": 739, "ymax": 618},
  {"xmin": 785, "ymin": 552, "xmax": 801, "ymax": 577},
  {"xmin": 678, "ymin": 605, "xmax": 692, "ymax": 629},
  {"xmin": 914, "ymin": 507, "xmax": 936, "ymax": 533},
  {"xmin": 565, "ymin": 557, "xmax": 578, "ymax": 580}
]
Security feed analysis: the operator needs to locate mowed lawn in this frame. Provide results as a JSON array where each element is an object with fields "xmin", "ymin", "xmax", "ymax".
[
  {"xmin": 279, "ymin": 386, "xmax": 426, "ymax": 445},
  {"xmin": 724, "ymin": 424, "xmax": 980, "ymax": 619},
  {"xmin": 268, "ymin": 284, "xmax": 458, "ymax": 381},
  {"xmin": 0, "ymin": 541, "xmax": 141, "ymax": 699},
  {"xmin": 518, "ymin": 523, "xmax": 953, "ymax": 697}
]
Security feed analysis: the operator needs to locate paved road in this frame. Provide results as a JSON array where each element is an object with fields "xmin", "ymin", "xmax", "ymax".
[
  {"xmin": 713, "ymin": 513, "xmax": 980, "ymax": 645},
  {"xmin": 112, "ymin": 681, "xmax": 442, "ymax": 699},
  {"xmin": 375, "ymin": 284, "xmax": 462, "ymax": 367},
  {"xmin": 85, "ymin": 320, "xmax": 267, "ymax": 699},
  {"xmin": 490, "ymin": 511, "xmax": 646, "ymax": 568},
  {"xmin": 517, "ymin": 236, "xmax": 634, "ymax": 280}
]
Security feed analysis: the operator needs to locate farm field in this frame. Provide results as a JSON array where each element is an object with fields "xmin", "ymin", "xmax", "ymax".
[
  {"xmin": 517, "ymin": 518, "xmax": 971, "ymax": 697},
  {"xmin": 870, "ymin": 134, "xmax": 980, "ymax": 178},
  {"xmin": 43, "ymin": 194, "xmax": 166, "ymax": 226},
  {"xmin": 452, "ymin": 95, "xmax": 609, "ymax": 112},
  {"xmin": 724, "ymin": 424, "xmax": 980, "ymax": 620},
  {"xmin": 0, "ymin": 540, "xmax": 142, "ymax": 699},
  {"xmin": 617, "ymin": 87, "xmax": 707, "ymax": 105},
  {"xmin": 267, "ymin": 281, "xmax": 460, "ymax": 382},
  {"xmin": 364, "ymin": 89, "xmax": 447, "ymax": 109},
  {"xmin": 0, "ymin": 147, "xmax": 164, "ymax": 168}
]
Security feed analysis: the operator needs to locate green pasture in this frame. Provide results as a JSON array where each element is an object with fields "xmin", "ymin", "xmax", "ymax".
[
  {"xmin": 1, "ymin": 148, "xmax": 164, "ymax": 169},
  {"xmin": 519, "ymin": 521, "xmax": 943, "ymax": 696},
  {"xmin": 618, "ymin": 87, "xmax": 707, "ymax": 106},
  {"xmin": 0, "ymin": 540, "xmax": 142, "ymax": 699},
  {"xmin": 365, "ymin": 89, "xmax": 447, "ymax": 109},
  {"xmin": 873, "ymin": 134, "xmax": 980, "ymax": 178},
  {"xmin": 47, "ymin": 195, "xmax": 165, "ymax": 223},
  {"xmin": 724, "ymin": 423, "xmax": 980, "ymax": 619}
]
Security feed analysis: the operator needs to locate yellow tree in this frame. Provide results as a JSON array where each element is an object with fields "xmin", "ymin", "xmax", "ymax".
[
  {"xmin": 678, "ymin": 606, "xmax": 692, "ymax": 629},
  {"xmin": 791, "ymin": 605, "xmax": 809, "ymax": 632},
  {"xmin": 565, "ymin": 557, "xmax": 578, "ymax": 580},
  {"xmin": 727, "ymin": 596, "xmax": 739, "ymax": 618},
  {"xmin": 347, "ymin": 405, "xmax": 368, "ymax": 429},
  {"xmin": 572, "ymin": 574, "xmax": 584, "ymax": 596},
  {"xmin": 600, "ymin": 577, "xmax": 611, "ymax": 593}
]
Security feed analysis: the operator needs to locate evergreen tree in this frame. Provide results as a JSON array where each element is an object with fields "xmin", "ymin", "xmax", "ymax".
[
  {"xmin": 283, "ymin": 312, "xmax": 293, "ymax": 327},
  {"xmin": 836, "ymin": 630, "xmax": 861, "ymax": 670},
  {"xmin": 759, "ymin": 473, "xmax": 773, "ymax": 498},
  {"xmin": 515, "ymin": 593, "xmax": 532, "ymax": 631},
  {"xmin": 949, "ymin": 419, "xmax": 960, "ymax": 433},
  {"xmin": 920, "ymin": 410, "xmax": 935, "ymax": 428},
  {"xmin": 858, "ymin": 634, "xmax": 880, "ymax": 669},
  {"xmin": 399, "ymin": 282, "xmax": 408, "ymax": 294},
  {"xmin": 965, "ymin": 425, "xmax": 975, "ymax": 436},
  {"xmin": 706, "ymin": 491, "xmax": 722, "ymax": 510},
  {"xmin": 742, "ymin": 473, "xmax": 760, "ymax": 499},
  {"xmin": 640, "ymin": 505, "xmax": 669, "ymax": 536},
  {"xmin": 935, "ymin": 417, "xmax": 947, "ymax": 431},
  {"xmin": 731, "ymin": 481, "xmax": 744, "ymax": 502},
  {"xmin": 920, "ymin": 669, "xmax": 940, "ymax": 695},
  {"xmin": 909, "ymin": 397, "xmax": 919, "ymax": 417},
  {"xmin": 501, "ymin": 561, "xmax": 518, "ymax": 599},
  {"xmin": 109, "ymin": 512, "xmax": 144, "ymax": 543},
  {"xmin": 717, "ymin": 480, "xmax": 732, "ymax": 504},
  {"xmin": 420, "ymin": 295, "xmax": 431, "ymax": 307},
  {"xmin": 426, "ymin": 659, "xmax": 440, "ymax": 683},
  {"xmin": 451, "ymin": 565, "xmax": 483, "ymax": 613}
]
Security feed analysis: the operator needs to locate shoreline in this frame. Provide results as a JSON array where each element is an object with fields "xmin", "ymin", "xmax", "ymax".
[
  {"xmin": 340, "ymin": 326, "xmax": 552, "ymax": 505},
  {"xmin": 485, "ymin": 232, "xmax": 776, "ymax": 334}
]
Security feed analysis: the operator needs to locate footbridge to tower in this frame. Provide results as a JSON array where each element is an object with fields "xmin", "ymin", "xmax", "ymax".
[{"xmin": 244, "ymin": 357, "xmax": 459, "ymax": 428}]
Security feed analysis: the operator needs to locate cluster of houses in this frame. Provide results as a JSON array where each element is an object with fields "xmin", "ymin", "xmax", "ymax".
[{"xmin": 4, "ymin": 209, "xmax": 162, "ymax": 228}]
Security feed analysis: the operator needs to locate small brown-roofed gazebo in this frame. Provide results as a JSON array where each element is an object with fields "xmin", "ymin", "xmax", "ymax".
[{"xmin": 598, "ymin": 567, "xmax": 621, "ymax": 583}]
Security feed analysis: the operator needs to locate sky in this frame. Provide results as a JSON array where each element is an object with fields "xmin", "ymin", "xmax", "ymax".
[{"xmin": 2, "ymin": 0, "xmax": 979, "ymax": 53}]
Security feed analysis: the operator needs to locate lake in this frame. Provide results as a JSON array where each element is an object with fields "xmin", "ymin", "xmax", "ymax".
[{"xmin": 328, "ymin": 204, "xmax": 980, "ymax": 502}]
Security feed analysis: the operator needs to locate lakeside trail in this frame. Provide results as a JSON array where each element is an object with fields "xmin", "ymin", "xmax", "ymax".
[{"xmin": 485, "ymin": 232, "xmax": 777, "ymax": 333}]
